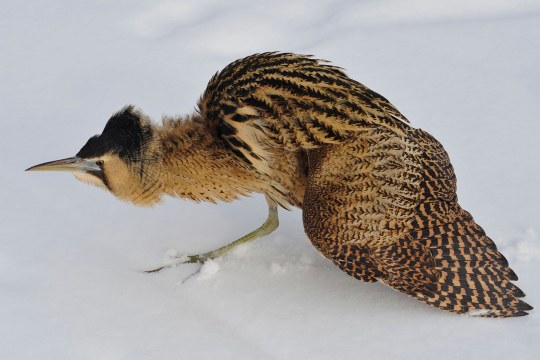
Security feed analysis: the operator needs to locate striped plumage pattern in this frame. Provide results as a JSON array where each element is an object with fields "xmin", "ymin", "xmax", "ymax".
[
  {"xmin": 199, "ymin": 52, "xmax": 531, "ymax": 317},
  {"xmin": 199, "ymin": 52, "xmax": 409, "ymax": 166}
]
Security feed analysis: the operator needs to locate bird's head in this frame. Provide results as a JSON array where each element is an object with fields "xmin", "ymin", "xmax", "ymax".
[{"xmin": 27, "ymin": 106, "xmax": 163, "ymax": 205}]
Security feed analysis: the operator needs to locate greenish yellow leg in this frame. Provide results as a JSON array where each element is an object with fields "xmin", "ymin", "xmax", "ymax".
[
  {"xmin": 145, "ymin": 198, "xmax": 279, "ymax": 273},
  {"xmin": 186, "ymin": 202, "xmax": 278, "ymax": 263}
]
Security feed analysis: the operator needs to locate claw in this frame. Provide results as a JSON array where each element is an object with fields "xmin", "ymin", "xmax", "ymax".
[
  {"xmin": 144, "ymin": 253, "xmax": 209, "ymax": 273},
  {"xmin": 144, "ymin": 266, "xmax": 168, "ymax": 274}
]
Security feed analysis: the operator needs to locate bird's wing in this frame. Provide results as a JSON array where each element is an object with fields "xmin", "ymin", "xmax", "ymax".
[
  {"xmin": 303, "ymin": 127, "xmax": 424, "ymax": 282},
  {"xmin": 198, "ymin": 52, "xmax": 409, "ymax": 171},
  {"xmin": 303, "ymin": 127, "xmax": 531, "ymax": 317},
  {"xmin": 199, "ymin": 52, "xmax": 530, "ymax": 316}
]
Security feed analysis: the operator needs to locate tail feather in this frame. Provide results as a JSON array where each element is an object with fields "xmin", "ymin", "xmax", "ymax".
[
  {"xmin": 440, "ymin": 272, "xmax": 523, "ymax": 295},
  {"xmin": 433, "ymin": 246, "xmax": 506, "ymax": 262},
  {"xmin": 376, "ymin": 129, "xmax": 532, "ymax": 317},
  {"xmin": 417, "ymin": 288, "xmax": 533, "ymax": 317},
  {"xmin": 412, "ymin": 213, "xmax": 530, "ymax": 317},
  {"xmin": 436, "ymin": 261, "xmax": 518, "ymax": 280},
  {"xmin": 437, "ymin": 273, "xmax": 523, "ymax": 295}
]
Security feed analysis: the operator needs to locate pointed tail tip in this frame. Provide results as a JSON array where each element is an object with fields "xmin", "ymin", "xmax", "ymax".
[
  {"xmin": 508, "ymin": 268, "xmax": 518, "ymax": 281},
  {"xmin": 518, "ymin": 300, "xmax": 534, "ymax": 312},
  {"xmin": 514, "ymin": 288, "xmax": 526, "ymax": 298}
]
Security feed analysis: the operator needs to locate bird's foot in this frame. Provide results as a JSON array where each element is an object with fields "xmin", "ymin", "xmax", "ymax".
[
  {"xmin": 144, "ymin": 252, "xmax": 210, "ymax": 273},
  {"xmin": 185, "ymin": 254, "xmax": 209, "ymax": 264},
  {"xmin": 145, "ymin": 196, "xmax": 279, "ymax": 274}
]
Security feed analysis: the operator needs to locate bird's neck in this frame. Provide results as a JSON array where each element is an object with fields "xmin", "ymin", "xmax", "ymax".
[{"xmin": 154, "ymin": 115, "xmax": 262, "ymax": 203}]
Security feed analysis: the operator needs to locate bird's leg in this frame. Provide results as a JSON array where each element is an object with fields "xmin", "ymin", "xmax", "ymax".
[
  {"xmin": 187, "ymin": 198, "xmax": 279, "ymax": 263},
  {"xmin": 145, "ymin": 196, "xmax": 279, "ymax": 273}
]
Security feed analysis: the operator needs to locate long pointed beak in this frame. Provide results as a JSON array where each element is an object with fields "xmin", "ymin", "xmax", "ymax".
[{"xmin": 26, "ymin": 157, "xmax": 100, "ymax": 173}]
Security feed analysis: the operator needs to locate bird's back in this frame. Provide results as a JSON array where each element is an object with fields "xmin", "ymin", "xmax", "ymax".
[{"xmin": 198, "ymin": 52, "xmax": 409, "ymax": 164}]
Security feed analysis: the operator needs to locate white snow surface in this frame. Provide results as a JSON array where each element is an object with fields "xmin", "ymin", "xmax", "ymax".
[{"xmin": 2, "ymin": 1, "xmax": 540, "ymax": 359}]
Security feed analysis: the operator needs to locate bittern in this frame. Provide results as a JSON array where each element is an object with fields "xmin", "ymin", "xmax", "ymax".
[{"xmin": 27, "ymin": 52, "xmax": 531, "ymax": 317}]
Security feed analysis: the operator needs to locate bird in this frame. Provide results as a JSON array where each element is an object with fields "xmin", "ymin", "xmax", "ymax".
[{"xmin": 27, "ymin": 52, "xmax": 532, "ymax": 317}]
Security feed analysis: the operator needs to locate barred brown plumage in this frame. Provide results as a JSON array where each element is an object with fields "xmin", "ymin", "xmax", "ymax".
[{"xmin": 27, "ymin": 52, "xmax": 532, "ymax": 317}]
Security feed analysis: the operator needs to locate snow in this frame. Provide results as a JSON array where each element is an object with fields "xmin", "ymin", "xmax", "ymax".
[
  {"xmin": 467, "ymin": 309, "xmax": 495, "ymax": 317},
  {"xmin": 197, "ymin": 259, "xmax": 221, "ymax": 281},
  {"xmin": 1, "ymin": 0, "xmax": 539, "ymax": 359}
]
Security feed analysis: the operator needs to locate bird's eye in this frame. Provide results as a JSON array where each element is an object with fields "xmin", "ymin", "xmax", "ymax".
[{"xmin": 96, "ymin": 160, "xmax": 104, "ymax": 167}]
